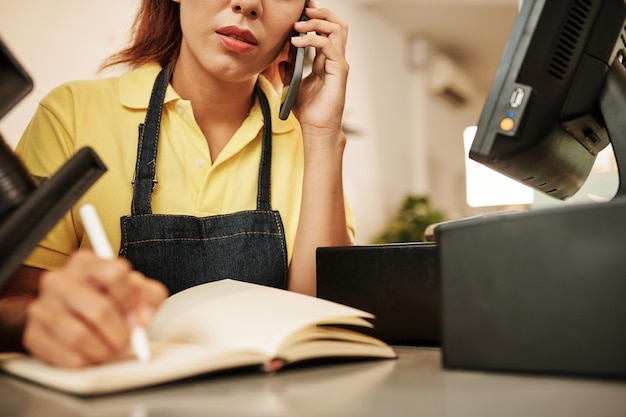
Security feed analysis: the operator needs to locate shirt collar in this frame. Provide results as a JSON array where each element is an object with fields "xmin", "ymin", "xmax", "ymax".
[
  {"xmin": 118, "ymin": 63, "xmax": 296, "ymax": 135},
  {"xmin": 119, "ymin": 63, "xmax": 178, "ymax": 109}
]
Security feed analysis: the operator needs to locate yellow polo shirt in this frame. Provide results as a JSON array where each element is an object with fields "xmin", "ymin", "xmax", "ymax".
[{"xmin": 16, "ymin": 63, "xmax": 354, "ymax": 271}]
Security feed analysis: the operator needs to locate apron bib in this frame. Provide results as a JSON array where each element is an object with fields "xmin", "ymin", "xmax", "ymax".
[{"xmin": 119, "ymin": 65, "xmax": 288, "ymax": 295}]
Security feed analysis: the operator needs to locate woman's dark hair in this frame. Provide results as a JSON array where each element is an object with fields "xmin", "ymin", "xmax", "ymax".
[{"xmin": 101, "ymin": 0, "xmax": 181, "ymax": 70}]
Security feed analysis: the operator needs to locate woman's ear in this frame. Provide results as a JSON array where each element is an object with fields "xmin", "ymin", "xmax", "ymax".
[
  {"xmin": 278, "ymin": 42, "xmax": 297, "ymax": 87},
  {"xmin": 262, "ymin": 41, "xmax": 294, "ymax": 93}
]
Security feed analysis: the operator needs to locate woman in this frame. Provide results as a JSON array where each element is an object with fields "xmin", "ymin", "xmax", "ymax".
[{"xmin": 0, "ymin": 0, "xmax": 352, "ymax": 367}]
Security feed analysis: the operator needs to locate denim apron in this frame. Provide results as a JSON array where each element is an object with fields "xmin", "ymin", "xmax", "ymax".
[{"xmin": 119, "ymin": 65, "xmax": 288, "ymax": 295}]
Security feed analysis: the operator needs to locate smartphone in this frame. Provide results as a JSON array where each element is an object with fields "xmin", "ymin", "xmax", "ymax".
[{"xmin": 279, "ymin": 6, "xmax": 309, "ymax": 120}]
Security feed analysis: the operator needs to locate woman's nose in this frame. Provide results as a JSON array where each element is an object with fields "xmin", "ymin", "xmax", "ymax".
[{"xmin": 231, "ymin": 0, "xmax": 263, "ymax": 18}]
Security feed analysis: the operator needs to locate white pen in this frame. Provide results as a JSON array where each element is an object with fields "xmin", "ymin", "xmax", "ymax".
[{"xmin": 79, "ymin": 203, "xmax": 152, "ymax": 363}]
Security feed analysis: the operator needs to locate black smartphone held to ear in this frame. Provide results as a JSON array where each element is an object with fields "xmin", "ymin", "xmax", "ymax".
[{"xmin": 279, "ymin": 5, "xmax": 309, "ymax": 121}]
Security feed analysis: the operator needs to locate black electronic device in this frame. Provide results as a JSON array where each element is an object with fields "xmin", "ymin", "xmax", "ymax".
[
  {"xmin": 0, "ymin": 37, "xmax": 107, "ymax": 289},
  {"xmin": 317, "ymin": 243, "xmax": 440, "ymax": 346},
  {"xmin": 470, "ymin": 0, "xmax": 626, "ymax": 200},
  {"xmin": 0, "ymin": 38, "xmax": 32, "ymax": 120},
  {"xmin": 279, "ymin": 2, "xmax": 309, "ymax": 120},
  {"xmin": 0, "ymin": 147, "xmax": 107, "ymax": 288},
  {"xmin": 438, "ymin": 0, "xmax": 626, "ymax": 378},
  {"xmin": 437, "ymin": 200, "xmax": 626, "ymax": 377}
]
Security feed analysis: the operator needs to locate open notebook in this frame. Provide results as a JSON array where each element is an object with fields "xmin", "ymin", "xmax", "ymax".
[{"xmin": 0, "ymin": 279, "xmax": 396, "ymax": 395}]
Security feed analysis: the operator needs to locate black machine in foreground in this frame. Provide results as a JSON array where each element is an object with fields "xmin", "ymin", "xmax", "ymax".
[
  {"xmin": 437, "ymin": 0, "xmax": 626, "ymax": 377},
  {"xmin": 319, "ymin": 0, "xmax": 626, "ymax": 378},
  {"xmin": 0, "ymin": 38, "xmax": 106, "ymax": 289}
]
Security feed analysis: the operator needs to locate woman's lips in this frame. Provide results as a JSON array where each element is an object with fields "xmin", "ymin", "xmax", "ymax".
[{"xmin": 216, "ymin": 26, "xmax": 257, "ymax": 53}]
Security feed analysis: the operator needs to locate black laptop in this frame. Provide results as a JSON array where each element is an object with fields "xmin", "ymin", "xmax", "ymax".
[{"xmin": 316, "ymin": 243, "xmax": 441, "ymax": 346}]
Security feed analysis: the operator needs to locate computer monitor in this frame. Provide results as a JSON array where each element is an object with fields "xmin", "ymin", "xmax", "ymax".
[{"xmin": 470, "ymin": 0, "xmax": 626, "ymax": 201}]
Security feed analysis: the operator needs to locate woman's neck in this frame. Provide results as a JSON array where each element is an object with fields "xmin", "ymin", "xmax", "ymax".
[
  {"xmin": 170, "ymin": 61, "xmax": 258, "ymax": 162},
  {"xmin": 170, "ymin": 60, "xmax": 257, "ymax": 117}
]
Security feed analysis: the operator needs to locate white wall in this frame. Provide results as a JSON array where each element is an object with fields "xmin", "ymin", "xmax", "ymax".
[
  {"xmin": 329, "ymin": 3, "xmax": 486, "ymax": 240},
  {"xmin": 0, "ymin": 0, "xmax": 138, "ymax": 145},
  {"xmin": 1, "ymin": 1, "xmax": 471, "ymax": 244},
  {"xmin": 329, "ymin": 2, "xmax": 415, "ymax": 243}
]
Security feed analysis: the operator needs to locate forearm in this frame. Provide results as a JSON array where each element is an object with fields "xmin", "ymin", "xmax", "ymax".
[
  {"xmin": 0, "ymin": 266, "xmax": 42, "ymax": 352},
  {"xmin": 0, "ymin": 296, "xmax": 32, "ymax": 352},
  {"xmin": 287, "ymin": 3, "xmax": 351, "ymax": 296},
  {"xmin": 288, "ymin": 131, "xmax": 353, "ymax": 296}
]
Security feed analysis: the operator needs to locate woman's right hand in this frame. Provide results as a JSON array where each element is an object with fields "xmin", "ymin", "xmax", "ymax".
[{"xmin": 22, "ymin": 251, "xmax": 168, "ymax": 367}]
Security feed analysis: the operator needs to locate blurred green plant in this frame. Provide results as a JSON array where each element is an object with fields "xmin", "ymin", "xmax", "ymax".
[{"xmin": 372, "ymin": 194, "xmax": 447, "ymax": 243}]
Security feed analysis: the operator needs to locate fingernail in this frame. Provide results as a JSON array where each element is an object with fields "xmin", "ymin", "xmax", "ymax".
[
  {"xmin": 138, "ymin": 305, "xmax": 155, "ymax": 326},
  {"xmin": 126, "ymin": 311, "xmax": 138, "ymax": 327}
]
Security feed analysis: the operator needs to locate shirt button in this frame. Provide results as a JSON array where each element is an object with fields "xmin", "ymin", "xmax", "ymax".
[
  {"xmin": 194, "ymin": 158, "xmax": 204, "ymax": 167},
  {"xmin": 176, "ymin": 104, "xmax": 185, "ymax": 116}
]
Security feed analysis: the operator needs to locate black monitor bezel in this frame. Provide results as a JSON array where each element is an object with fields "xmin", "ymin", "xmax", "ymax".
[{"xmin": 470, "ymin": 0, "xmax": 626, "ymax": 201}]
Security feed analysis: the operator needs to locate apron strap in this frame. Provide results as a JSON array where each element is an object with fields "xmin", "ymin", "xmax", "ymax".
[
  {"xmin": 256, "ymin": 85, "xmax": 273, "ymax": 211},
  {"xmin": 132, "ymin": 64, "xmax": 172, "ymax": 215}
]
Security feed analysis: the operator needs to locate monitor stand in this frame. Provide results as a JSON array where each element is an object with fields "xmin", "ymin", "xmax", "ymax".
[{"xmin": 598, "ymin": 55, "xmax": 626, "ymax": 199}]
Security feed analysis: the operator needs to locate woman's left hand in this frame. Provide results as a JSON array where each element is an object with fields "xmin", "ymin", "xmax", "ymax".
[{"xmin": 290, "ymin": 1, "xmax": 349, "ymax": 141}]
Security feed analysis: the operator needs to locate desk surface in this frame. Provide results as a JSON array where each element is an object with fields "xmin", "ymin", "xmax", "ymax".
[{"xmin": 1, "ymin": 347, "xmax": 625, "ymax": 417}]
